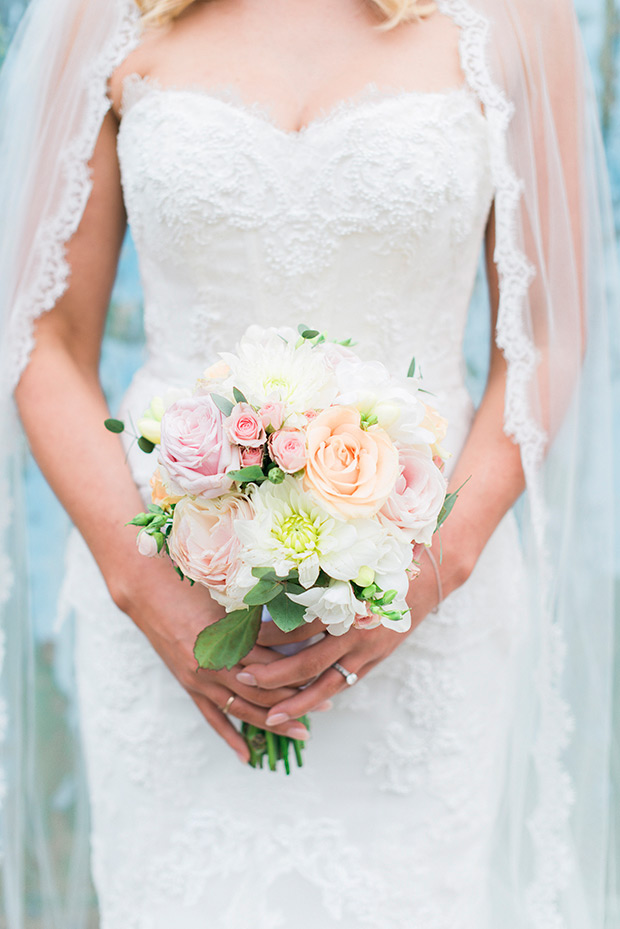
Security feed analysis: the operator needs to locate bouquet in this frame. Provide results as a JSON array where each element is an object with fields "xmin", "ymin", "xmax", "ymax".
[{"xmin": 106, "ymin": 325, "xmax": 460, "ymax": 772}]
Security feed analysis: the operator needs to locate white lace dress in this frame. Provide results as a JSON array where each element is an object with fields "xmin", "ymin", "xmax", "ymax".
[{"xmin": 65, "ymin": 73, "xmax": 527, "ymax": 929}]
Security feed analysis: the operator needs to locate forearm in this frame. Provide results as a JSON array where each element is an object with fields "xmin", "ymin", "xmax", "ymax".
[
  {"xmin": 426, "ymin": 369, "xmax": 525, "ymax": 600},
  {"xmin": 15, "ymin": 338, "xmax": 174, "ymax": 612}
]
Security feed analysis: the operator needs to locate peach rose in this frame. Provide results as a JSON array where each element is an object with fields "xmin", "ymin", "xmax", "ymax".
[
  {"xmin": 227, "ymin": 403, "xmax": 266, "ymax": 448},
  {"xmin": 168, "ymin": 494, "xmax": 254, "ymax": 609},
  {"xmin": 150, "ymin": 468, "xmax": 182, "ymax": 509},
  {"xmin": 420, "ymin": 403, "xmax": 449, "ymax": 460},
  {"xmin": 269, "ymin": 428, "xmax": 307, "ymax": 474},
  {"xmin": 304, "ymin": 407, "xmax": 399, "ymax": 518}
]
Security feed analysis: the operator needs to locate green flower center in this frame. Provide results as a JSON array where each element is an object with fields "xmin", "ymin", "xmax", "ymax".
[{"xmin": 273, "ymin": 511, "xmax": 319, "ymax": 555}]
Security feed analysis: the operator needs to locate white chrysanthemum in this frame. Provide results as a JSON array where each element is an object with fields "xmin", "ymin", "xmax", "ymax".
[
  {"xmin": 335, "ymin": 359, "xmax": 434, "ymax": 446},
  {"xmin": 235, "ymin": 476, "xmax": 385, "ymax": 588},
  {"xmin": 287, "ymin": 581, "xmax": 367, "ymax": 636},
  {"xmin": 220, "ymin": 326, "xmax": 337, "ymax": 419}
]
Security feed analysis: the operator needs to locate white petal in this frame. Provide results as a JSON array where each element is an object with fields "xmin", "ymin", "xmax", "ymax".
[{"xmin": 299, "ymin": 553, "xmax": 320, "ymax": 588}]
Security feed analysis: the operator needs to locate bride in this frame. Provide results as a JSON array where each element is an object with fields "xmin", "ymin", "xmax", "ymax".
[{"xmin": 0, "ymin": 0, "xmax": 617, "ymax": 926}]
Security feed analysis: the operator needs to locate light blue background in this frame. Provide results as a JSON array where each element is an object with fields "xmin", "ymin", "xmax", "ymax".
[{"xmin": 1, "ymin": 0, "xmax": 619, "ymax": 636}]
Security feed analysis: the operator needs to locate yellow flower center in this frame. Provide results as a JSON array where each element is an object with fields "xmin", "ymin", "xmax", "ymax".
[{"xmin": 273, "ymin": 512, "xmax": 319, "ymax": 555}]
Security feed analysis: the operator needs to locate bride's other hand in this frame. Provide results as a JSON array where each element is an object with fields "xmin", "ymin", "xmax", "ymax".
[{"xmin": 118, "ymin": 561, "xmax": 312, "ymax": 763}]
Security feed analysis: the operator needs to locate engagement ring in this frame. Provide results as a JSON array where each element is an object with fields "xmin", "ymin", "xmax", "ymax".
[
  {"xmin": 221, "ymin": 694, "xmax": 236, "ymax": 715},
  {"xmin": 332, "ymin": 662, "xmax": 358, "ymax": 686}
]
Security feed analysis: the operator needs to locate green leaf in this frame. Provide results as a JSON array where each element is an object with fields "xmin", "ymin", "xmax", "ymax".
[
  {"xmin": 268, "ymin": 591, "xmax": 308, "ymax": 632},
  {"xmin": 193, "ymin": 606, "xmax": 262, "ymax": 671},
  {"xmin": 104, "ymin": 418, "xmax": 125, "ymax": 434},
  {"xmin": 435, "ymin": 477, "xmax": 470, "ymax": 531},
  {"xmin": 148, "ymin": 504, "xmax": 164, "ymax": 514},
  {"xmin": 298, "ymin": 323, "xmax": 311, "ymax": 336},
  {"xmin": 232, "ymin": 387, "xmax": 248, "ymax": 404},
  {"xmin": 211, "ymin": 394, "xmax": 235, "ymax": 417},
  {"xmin": 252, "ymin": 567, "xmax": 279, "ymax": 582},
  {"xmin": 301, "ymin": 328, "xmax": 320, "ymax": 340},
  {"xmin": 137, "ymin": 436, "xmax": 155, "ymax": 454},
  {"xmin": 228, "ymin": 465, "xmax": 267, "ymax": 483},
  {"xmin": 243, "ymin": 579, "xmax": 282, "ymax": 606},
  {"xmin": 407, "ymin": 357, "xmax": 416, "ymax": 378}
]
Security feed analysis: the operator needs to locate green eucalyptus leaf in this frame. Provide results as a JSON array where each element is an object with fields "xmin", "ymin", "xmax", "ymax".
[
  {"xmin": 298, "ymin": 323, "xmax": 311, "ymax": 336},
  {"xmin": 243, "ymin": 580, "xmax": 282, "ymax": 606},
  {"xmin": 252, "ymin": 567, "xmax": 279, "ymax": 582},
  {"xmin": 268, "ymin": 591, "xmax": 308, "ymax": 632},
  {"xmin": 407, "ymin": 357, "xmax": 416, "ymax": 378},
  {"xmin": 104, "ymin": 418, "xmax": 125, "ymax": 434},
  {"xmin": 228, "ymin": 465, "xmax": 267, "ymax": 483},
  {"xmin": 211, "ymin": 394, "xmax": 235, "ymax": 417},
  {"xmin": 194, "ymin": 607, "xmax": 262, "ymax": 671},
  {"xmin": 232, "ymin": 387, "xmax": 248, "ymax": 404},
  {"xmin": 137, "ymin": 436, "xmax": 155, "ymax": 454},
  {"xmin": 301, "ymin": 328, "xmax": 320, "ymax": 340}
]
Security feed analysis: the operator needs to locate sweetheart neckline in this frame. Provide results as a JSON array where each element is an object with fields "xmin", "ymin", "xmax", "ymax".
[{"xmin": 119, "ymin": 74, "xmax": 486, "ymax": 141}]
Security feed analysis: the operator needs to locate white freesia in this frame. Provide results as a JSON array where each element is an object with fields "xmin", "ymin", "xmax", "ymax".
[
  {"xmin": 220, "ymin": 326, "xmax": 337, "ymax": 419},
  {"xmin": 286, "ymin": 581, "xmax": 367, "ymax": 636},
  {"xmin": 234, "ymin": 476, "xmax": 385, "ymax": 588},
  {"xmin": 335, "ymin": 359, "xmax": 434, "ymax": 445}
]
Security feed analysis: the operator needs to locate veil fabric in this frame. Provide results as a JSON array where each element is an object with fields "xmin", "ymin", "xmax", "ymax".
[{"xmin": 0, "ymin": 0, "xmax": 617, "ymax": 926}]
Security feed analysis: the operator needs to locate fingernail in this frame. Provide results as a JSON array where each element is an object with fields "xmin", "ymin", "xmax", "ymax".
[
  {"xmin": 286, "ymin": 724, "xmax": 310, "ymax": 740},
  {"xmin": 314, "ymin": 700, "xmax": 333, "ymax": 712},
  {"xmin": 265, "ymin": 712, "xmax": 289, "ymax": 726},
  {"xmin": 236, "ymin": 750, "xmax": 249, "ymax": 765},
  {"xmin": 236, "ymin": 671, "xmax": 257, "ymax": 686}
]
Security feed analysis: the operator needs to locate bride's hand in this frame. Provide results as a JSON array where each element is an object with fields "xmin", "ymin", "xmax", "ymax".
[
  {"xmin": 237, "ymin": 556, "xmax": 443, "ymax": 726},
  {"xmin": 120, "ymin": 562, "xmax": 313, "ymax": 763}
]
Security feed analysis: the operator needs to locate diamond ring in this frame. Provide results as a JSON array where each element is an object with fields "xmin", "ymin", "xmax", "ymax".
[{"xmin": 332, "ymin": 662, "xmax": 358, "ymax": 686}]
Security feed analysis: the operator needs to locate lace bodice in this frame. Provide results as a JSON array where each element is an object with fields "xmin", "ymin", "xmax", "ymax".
[{"xmin": 117, "ymin": 77, "xmax": 493, "ymax": 422}]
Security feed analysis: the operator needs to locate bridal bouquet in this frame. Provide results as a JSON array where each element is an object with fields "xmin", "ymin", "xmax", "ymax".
[{"xmin": 106, "ymin": 325, "xmax": 458, "ymax": 771}]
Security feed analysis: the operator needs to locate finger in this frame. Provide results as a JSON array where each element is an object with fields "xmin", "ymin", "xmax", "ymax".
[
  {"xmin": 189, "ymin": 691, "xmax": 250, "ymax": 764},
  {"xmin": 240, "ymin": 634, "xmax": 345, "ymax": 690},
  {"xmin": 223, "ymin": 693, "xmax": 311, "ymax": 740},
  {"xmin": 265, "ymin": 663, "xmax": 362, "ymax": 724},
  {"xmin": 217, "ymin": 667, "xmax": 300, "ymax": 708},
  {"xmin": 257, "ymin": 618, "xmax": 326, "ymax": 647}
]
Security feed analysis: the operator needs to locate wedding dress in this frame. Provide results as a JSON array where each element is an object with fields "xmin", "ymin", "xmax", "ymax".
[
  {"xmin": 0, "ymin": 1, "xmax": 617, "ymax": 927},
  {"xmin": 62, "ymin": 75, "xmax": 527, "ymax": 929}
]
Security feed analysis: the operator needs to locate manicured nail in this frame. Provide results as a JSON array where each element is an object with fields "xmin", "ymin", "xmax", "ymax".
[
  {"xmin": 265, "ymin": 712, "xmax": 289, "ymax": 726},
  {"xmin": 236, "ymin": 671, "xmax": 257, "ymax": 686},
  {"xmin": 286, "ymin": 724, "xmax": 310, "ymax": 740},
  {"xmin": 314, "ymin": 700, "xmax": 333, "ymax": 712},
  {"xmin": 236, "ymin": 750, "xmax": 249, "ymax": 765}
]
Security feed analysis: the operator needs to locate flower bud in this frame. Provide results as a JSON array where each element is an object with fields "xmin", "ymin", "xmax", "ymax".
[
  {"xmin": 354, "ymin": 565, "xmax": 375, "ymax": 588},
  {"xmin": 268, "ymin": 467, "xmax": 285, "ymax": 484},
  {"xmin": 149, "ymin": 396, "xmax": 166, "ymax": 421},
  {"xmin": 138, "ymin": 417, "xmax": 162, "ymax": 445},
  {"xmin": 137, "ymin": 531, "xmax": 159, "ymax": 557}
]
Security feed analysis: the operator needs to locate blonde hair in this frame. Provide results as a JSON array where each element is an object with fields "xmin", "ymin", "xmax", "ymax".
[{"xmin": 136, "ymin": 0, "xmax": 436, "ymax": 29}]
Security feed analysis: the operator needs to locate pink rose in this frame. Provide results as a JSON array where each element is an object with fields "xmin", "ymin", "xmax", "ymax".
[
  {"xmin": 259, "ymin": 401, "xmax": 286, "ymax": 432},
  {"xmin": 304, "ymin": 407, "xmax": 399, "ymax": 518},
  {"xmin": 168, "ymin": 495, "xmax": 255, "ymax": 609},
  {"xmin": 303, "ymin": 410, "xmax": 319, "ymax": 423},
  {"xmin": 269, "ymin": 429, "xmax": 307, "ymax": 474},
  {"xmin": 381, "ymin": 446, "xmax": 447, "ymax": 545},
  {"xmin": 227, "ymin": 403, "xmax": 266, "ymax": 447},
  {"xmin": 159, "ymin": 395, "xmax": 239, "ymax": 499},
  {"xmin": 240, "ymin": 445, "xmax": 265, "ymax": 467}
]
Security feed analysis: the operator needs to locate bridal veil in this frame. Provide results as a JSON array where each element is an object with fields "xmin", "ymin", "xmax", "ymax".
[{"xmin": 0, "ymin": 0, "xmax": 617, "ymax": 925}]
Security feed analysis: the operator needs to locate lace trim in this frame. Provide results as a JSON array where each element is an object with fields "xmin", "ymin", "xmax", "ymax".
[
  {"xmin": 437, "ymin": 1, "xmax": 574, "ymax": 925},
  {"xmin": 120, "ymin": 71, "xmax": 481, "ymax": 137},
  {"xmin": 5, "ymin": 0, "xmax": 140, "ymax": 394}
]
